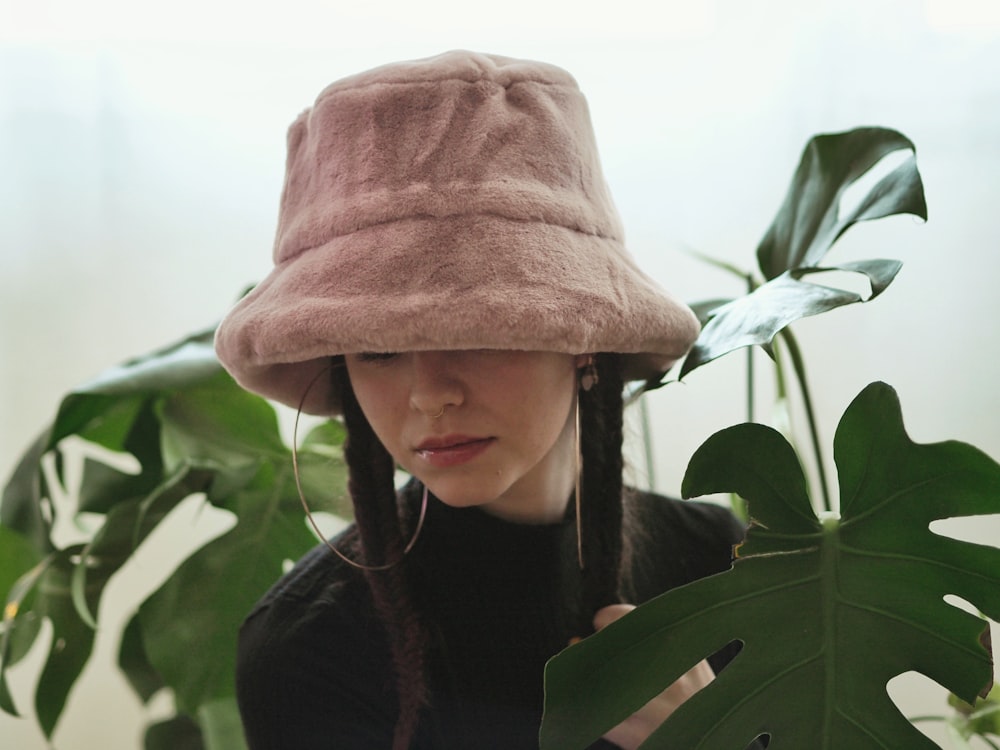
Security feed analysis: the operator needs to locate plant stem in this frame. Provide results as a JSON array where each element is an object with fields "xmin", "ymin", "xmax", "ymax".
[
  {"xmin": 639, "ymin": 395, "xmax": 656, "ymax": 491},
  {"xmin": 778, "ymin": 327, "xmax": 833, "ymax": 513},
  {"xmin": 746, "ymin": 273, "xmax": 755, "ymax": 423}
]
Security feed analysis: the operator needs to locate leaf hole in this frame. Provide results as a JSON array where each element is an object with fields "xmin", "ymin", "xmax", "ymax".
[
  {"xmin": 115, "ymin": 493, "xmax": 237, "ymax": 602},
  {"xmin": 62, "ymin": 435, "xmax": 142, "ymax": 476},
  {"xmin": 837, "ymin": 148, "xmax": 914, "ymax": 221},
  {"xmin": 930, "ymin": 516, "xmax": 1000, "ymax": 550},
  {"xmin": 888, "ymin": 671, "xmax": 962, "ymax": 746},
  {"xmin": 709, "ymin": 639, "xmax": 745, "ymax": 675},
  {"xmin": 302, "ymin": 511, "xmax": 349, "ymax": 543},
  {"xmin": 795, "ymin": 268, "xmax": 874, "ymax": 299},
  {"xmin": 944, "ymin": 593, "xmax": 976, "ymax": 613}
]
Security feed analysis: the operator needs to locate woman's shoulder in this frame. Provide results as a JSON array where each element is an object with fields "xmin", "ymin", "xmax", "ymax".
[
  {"xmin": 626, "ymin": 489, "xmax": 746, "ymax": 544},
  {"xmin": 238, "ymin": 533, "xmax": 379, "ymax": 661},
  {"xmin": 235, "ymin": 535, "xmax": 397, "ymax": 746},
  {"xmin": 247, "ymin": 536, "xmax": 362, "ymax": 609},
  {"xmin": 235, "ymin": 531, "xmax": 390, "ymax": 690}
]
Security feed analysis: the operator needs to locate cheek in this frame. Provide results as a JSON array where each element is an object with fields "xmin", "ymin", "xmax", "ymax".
[
  {"xmin": 345, "ymin": 373, "xmax": 404, "ymax": 451},
  {"xmin": 505, "ymin": 370, "xmax": 576, "ymax": 450},
  {"xmin": 358, "ymin": 397, "xmax": 397, "ymax": 443}
]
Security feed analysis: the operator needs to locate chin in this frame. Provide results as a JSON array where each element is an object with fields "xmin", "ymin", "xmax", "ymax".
[{"xmin": 421, "ymin": 478, "xmax": 506, "ymax": 510}]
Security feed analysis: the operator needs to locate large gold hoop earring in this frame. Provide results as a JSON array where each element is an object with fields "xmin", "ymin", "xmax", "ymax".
[
  {"xmin": 574, "ymin": 357, "xmax": 598, "ymax": 571},
  {"xmin": 291, "ymin": 364, "xmax": 428, "ymax": 572}
]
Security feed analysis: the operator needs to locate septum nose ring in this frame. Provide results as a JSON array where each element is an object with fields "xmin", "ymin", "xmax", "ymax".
[{"xmin": 429, "ymin": 406, "xmax": 446, "ymax": 419}]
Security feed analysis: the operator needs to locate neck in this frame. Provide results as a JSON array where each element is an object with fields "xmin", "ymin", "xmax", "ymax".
[{"xmin": 479, "ymin": 480, "xmax": 573, "ymax": 525}]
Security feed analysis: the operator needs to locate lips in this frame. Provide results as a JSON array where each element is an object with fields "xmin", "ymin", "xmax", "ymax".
[{"xmin": 415, "ymin": 435, "xmax": 495, "ymax": 468}]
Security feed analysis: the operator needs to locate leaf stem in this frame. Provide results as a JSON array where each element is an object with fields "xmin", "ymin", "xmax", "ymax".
[
  {"xmin": 639, "ymin": 396, "xmax": 656, "ymax": 492},
  {"xmin": 746, "ymin": 273, "xmax": 755, "ymax": 424},
  {"xmin": 777, "ymin": 327, "xmax": 834, "ymax": 513}
]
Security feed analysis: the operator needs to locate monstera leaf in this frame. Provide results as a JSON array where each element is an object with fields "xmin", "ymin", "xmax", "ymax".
[
  {"xmin": 0, "ymin": 330, "xmax": 347, "ymax": 744},
  {"xmin": 541, "ymin": 382, "xmax": 1000, "ymax": 749},
  {"xmin": 679, "ymin": 127, "xmax": 927, "ymax": 378}
]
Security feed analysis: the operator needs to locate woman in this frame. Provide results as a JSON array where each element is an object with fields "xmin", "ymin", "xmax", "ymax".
[{"xmin": 216, "ymin": 50, "xmax": 747, "ymax": 749}]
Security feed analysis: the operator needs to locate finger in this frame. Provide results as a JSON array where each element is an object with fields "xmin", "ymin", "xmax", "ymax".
[
  {"xmin": 601, "ymin": 660, "xmax": 716, "ymax": 750},
  {"xmin": 687, "ymin": 659, "xmax": 716, "ymax": 691},
  {"xmin": 593, "ymin": 603, "xmax": 636, "ymax": 631}
]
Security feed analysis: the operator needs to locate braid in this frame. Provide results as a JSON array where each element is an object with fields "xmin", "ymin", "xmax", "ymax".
[
  {"xmin": 578, "ymin": 353, "xmax": 626, "ymax": 619},
  {"xmin": 336, "ymin": 367, "xmax": 429, "ymax": 750}
]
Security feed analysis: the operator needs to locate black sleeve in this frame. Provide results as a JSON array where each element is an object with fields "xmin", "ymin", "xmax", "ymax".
[
  {"xmin": 626, "ymin": 492, "xmax": 745, "ymax": 600},
  {"xmin": 235, "ymin": 570, "xmax": 398, "ymax": 749}
]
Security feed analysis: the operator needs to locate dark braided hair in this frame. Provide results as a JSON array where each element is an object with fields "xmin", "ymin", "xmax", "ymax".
[
  {"xmin": 578, "ymin": 353, "xmax": 627, "ymax": 620},
  {"xmin": 336, "ymin": 366, "xmax": 429, "ymax": 750},
  {"xmin": 334, "ymin": 352, "xmax": 628, "ymax": 747}
]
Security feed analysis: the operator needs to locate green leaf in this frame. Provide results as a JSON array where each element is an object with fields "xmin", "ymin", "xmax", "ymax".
[
  {"xmin": 687, "ymin": 298, "xmax": 736, "ymax": 328},
  {"xmin": 0, "ymin": 526, "xmax": 42, "ymax": 621},
  {"xmin": 131, "ymin": 464, "xmax": 217, "ymax": 549},
  {"xmin": 74, "ymin": 399, "xmax": 164, "ymax": 515},
  {"xmin": 118, "ymin": 612, "xmax": 165, "ymax": 704},
  {"xmin": 144, "ymin": 713, "xmax": 205, "ymax": 750},
  {"xmin": 756, "ymin": 127, "xmax": 927, "ymax": 280},
  {"xmin": 198, "ymin": 696, "xmax": 248, "ymax": 750},
  {"xmin": 295, "ymin": 421, "xmax": 351, "ymax": 520},
  {"xmin": 949, "ymin": 683, "xmax": 1000, "ymax": 738},
  {"xmin": 0, "ymin": 536, "xmax": 49, "ymax": 716},
  {"xmin": 1, "ymin": 430, "xmax": 54, "ymax": 553},
  {"xmin": 74, "ymin": 328, "xmax": 222, "ymax": 397},
  {"xmin": 40, "ymin": 328, "xmax": 223, "ymax": 518},
  {"xmin": 1, "ymin": 330, "xmax": 227, "ymax": 734},
  {"xmin": 1, "ymin": 565, "xmax": 47, "ymax": 671},
  {"xmin": 679, "ymin": 127, "xmax": 924, "ymax": 380},
  {"xmin": 68, "ymin": 463, "xmax": 220, "ymax": 633},
  {"xmin": 0, "ymin": 323, "xmax": 348, "ymax": 738},
  {"xmin": 0, "ymin": 668, "xmax": 16, "ymax": 718},
  {"xmin": 27, "ymin": 548, "xmax": 100, "ymax": 737},
  {"xmin": 70, "ymin": 497, "xmax": 147, "ymax": 628},
  {"xmin": 541, "ymin": 382, "xmax": 1000, "ymax": 749},
  {"xmin": 50, "ymin": 393, "xmax": 145, "ymax": 452},
  {"xmin": 680, "ymin": 260, "xmax": 902, "ymax": 377},
  {"xmin": 45, "ymin": 329, "xmax": 217, "ymax": 457},
  {"xmin": 2, "ymin": 329, "xmax": 222, "ymax": 560},
  {"xmin": 137, "ymin": 463, "xmax": 320, "ymax": 715},
  {"xmin": 157, "ymin": 369, "xmax": 289, "ymax": 473}
]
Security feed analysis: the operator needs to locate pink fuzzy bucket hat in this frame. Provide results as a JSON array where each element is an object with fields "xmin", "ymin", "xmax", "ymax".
[{"xmin": 215, "ymin": 50, "xmax": 700, "ymax": 414}]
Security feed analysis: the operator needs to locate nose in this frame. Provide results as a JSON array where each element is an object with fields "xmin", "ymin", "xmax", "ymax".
[{"xmin": 408, "ymin": 352, "xmax": 464, "ymax": 417}]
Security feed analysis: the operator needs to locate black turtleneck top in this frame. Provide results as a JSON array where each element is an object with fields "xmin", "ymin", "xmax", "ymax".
[{"xmin": 235, "ymin": 488, "xmax": 746, "ymax": 749}]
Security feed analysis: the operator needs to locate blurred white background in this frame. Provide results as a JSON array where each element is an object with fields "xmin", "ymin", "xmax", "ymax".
[{"xmin": 2, "ymin": 0, "xmax": 999, "ymax": 747}]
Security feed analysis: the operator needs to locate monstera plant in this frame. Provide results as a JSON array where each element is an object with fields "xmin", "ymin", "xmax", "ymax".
[
  {"xmin": 543, "ymin": 382, "xmax": 1000, "ymax": 748},
  {"xmin": 1, "ymin": 127, "xmax": 997, "ymax": 749},
  {"xmin": 541, "ymin": 128, "xmax": 1000, "ymax": 749},
  {"xmin": 0, "ymin": 334, "xmax": 347, "ymax": 748}
]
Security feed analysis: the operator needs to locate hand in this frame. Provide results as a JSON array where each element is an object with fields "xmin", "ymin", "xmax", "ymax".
[{"xmin": 594, "ymin": 604, "xmax": 714, "ymax": 750}]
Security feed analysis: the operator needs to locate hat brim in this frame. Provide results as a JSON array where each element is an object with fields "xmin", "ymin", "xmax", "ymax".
[{"xmin": 215, "ymin": 214, "xmax": 699, "ymax": 414}]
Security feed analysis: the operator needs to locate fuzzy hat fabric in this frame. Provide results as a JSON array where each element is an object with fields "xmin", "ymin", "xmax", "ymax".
[{"xmin": 215, "ymin": 50, "xmax": 700, "ymax": 414}]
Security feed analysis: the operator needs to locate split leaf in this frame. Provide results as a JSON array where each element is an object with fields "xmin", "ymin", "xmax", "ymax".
[
  {"xmin": 541, "ymin": 382, "xmax": 1000, "ymax": 749},
  {"xmin": 679, "ymin": 127, "xmax": 926, "ymax": 379}
]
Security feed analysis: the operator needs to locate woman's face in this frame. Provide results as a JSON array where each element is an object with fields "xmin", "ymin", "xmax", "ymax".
[{"xmin": 344, "ymin": 350, "xmax": 585, "ymax": 523}]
